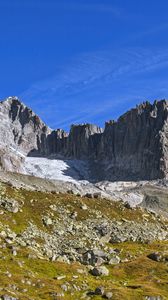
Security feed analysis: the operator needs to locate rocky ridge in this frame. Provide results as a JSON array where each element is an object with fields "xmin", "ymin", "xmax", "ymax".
[
  {"xmin": 0, "ymin": 97, "xmax": 168, "ymax": 181},
  {"xmin": 0, "ymin": 97, "xmax": 51, "ymax": 171},
  {"xmin": 38, "ymin": 99, "xmax": 168, "ymax": 181}
]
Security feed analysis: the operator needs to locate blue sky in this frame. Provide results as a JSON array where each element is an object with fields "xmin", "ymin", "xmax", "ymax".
[{"xmin": 0, "ymin": 0, "xmax": 168, "ymax": 130}]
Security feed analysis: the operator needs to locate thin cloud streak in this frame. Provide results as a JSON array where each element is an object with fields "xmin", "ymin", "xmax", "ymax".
[
  {"xmin": 20, "ymin": 47, "xmax": 168, "ymax": 130},
  {"xmin": 1, "ymin": 1, "xmax": 121, "ymax": 17},
  {"xmin": 71, "ymin": 3, "xmax": 121, "ymax": 16}
]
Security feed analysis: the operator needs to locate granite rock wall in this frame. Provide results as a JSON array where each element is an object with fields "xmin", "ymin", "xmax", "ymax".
[{"xmin": 0, "ymin": 97, "xmax": 168, "ymax": 180}]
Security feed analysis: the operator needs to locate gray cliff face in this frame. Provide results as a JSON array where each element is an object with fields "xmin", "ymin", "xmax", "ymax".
[
  {"xmin": 45, "ymin": 129, "xmax": 68, "ymax": 157},
  {"xmin": 0, "ymin": 97, "xmax": 51, "ymax": 154},
  {"xmin": 39, "ymin": 100, "xmax": 168, "ymax": 181},
  {"xmin": 67, "ymin": 124, "xmax": 103, "ymax": 159},
  {"xmin": 41, "ymin": 99, "xmax": 168, "ymax": 181},
  {"xmin": 0, "ymin": 97, "xmax": 168, "ymax": 181},
  {"xmin": 0, "ymin": 97, "xmax": 51, "ymax": 170},
  {"xmin": 96, "ymin": 100, "xmax": 168, "ymax": 180},
  {"xmin": 37, "ymin": 124, "xmax": 103, "ymax": 159}
]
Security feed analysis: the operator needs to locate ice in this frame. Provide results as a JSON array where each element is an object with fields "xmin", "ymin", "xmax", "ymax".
[
  {"xmin": 23, "ymin": 157, "xmax": 90, "ymax": 184},
  {"xmin": 23, "ymin": 157, "xmax": 145, "ymax": 207}
]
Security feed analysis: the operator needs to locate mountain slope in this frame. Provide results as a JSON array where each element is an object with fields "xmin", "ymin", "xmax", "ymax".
[{"xmin": 0, "ymin": 180, "xmax": 168, "ymax": 300}]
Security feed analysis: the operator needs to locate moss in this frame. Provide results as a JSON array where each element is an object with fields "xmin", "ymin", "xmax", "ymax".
[
  {"xmin": 0, "ymin": 244, "xmax": 168, "ymax": 299},
  {"xmin": 0, "ymin": 181, "xmax": 167, "ymax": 299}
]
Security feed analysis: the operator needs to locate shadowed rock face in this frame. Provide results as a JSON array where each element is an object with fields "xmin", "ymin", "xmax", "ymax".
[
  {"xmin": 39, "ymin": 100, "xmax": 168, "ymax": 181},
  {"xmin": 97, "ymin": 100, "xmax": 168, "ymax": 180},
  {"xmin": 46, "ymin": 129, "xmax": 68, "ymax": 156},
  {"xmin": 36, "ymin": 123, "xmax": 103, "ymax": 159},
  {"xmin": 0, "ymin": 97, "xmax": 168, "ymax": 181},
  {"xmin": 67, "ymin": 124, "xmax": 103, "ymax": 159}
]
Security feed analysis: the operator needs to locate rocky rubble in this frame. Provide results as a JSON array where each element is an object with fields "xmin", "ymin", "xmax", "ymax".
[
  {"xmin": 0, "ymin": 198, "xmax": 167, "ymax": 267},
  {"xmin": 2, "ymin": 168, "xmax": 168, "ymax": 218},
  {"xmin": 0, "ymin": 180, "xmax": 167, "ymax": 299}
]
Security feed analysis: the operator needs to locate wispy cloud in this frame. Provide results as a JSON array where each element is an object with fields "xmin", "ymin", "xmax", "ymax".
[
  {"xmin": 125, "ymin": 22, "xmax": 168, "ymax": 46},
  {"xmin": 69, "ymin": 3, "xmax": 121, "ymax": 16},
  {"xmin": 20, "ymin": 47, "xmax": 168, "ymax": 130},
  {"xmin": 2, "ymin": 1, "xmax": 121, "ymax": 17}
]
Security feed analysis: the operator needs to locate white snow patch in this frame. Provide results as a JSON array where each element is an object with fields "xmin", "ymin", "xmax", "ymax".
[
  {"xmin": 23, "ymin": 157, "xmax": 145, "ymax": 207},
  {"xmin": 23, "ymin": 157, "xmax": 90, "ymax": 184}
]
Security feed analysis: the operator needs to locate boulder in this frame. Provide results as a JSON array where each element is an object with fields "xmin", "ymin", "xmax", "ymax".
[
  {"xmin": 82, "ymin": 249, "xmax": 107, "ymax": 265},
  {"xmin": 90, "ymin": 266, "xmax": 109, "ymax": 276},
  {"xmin": 94, "ymin": 286, "xmax": 105, "ymax": 295}
]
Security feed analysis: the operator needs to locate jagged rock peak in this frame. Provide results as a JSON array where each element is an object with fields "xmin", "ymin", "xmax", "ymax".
[
  {"xmin": 0, "ymin": 97, "xmax": 168, "ymax": 181},
  {"xmin": 104, "ymin": 99, "xmax": 168, "ymax": 128},
  {"xmin": 1, "ymin": 96, "xmax": 23, "ymax": 105},
  {"xmin": 70, "ymin": 123, "xmax": 103, "ymax": 134},
  {"xmin": 0, "ymin": 96, "xmax": 52, "ymax": 161},
  {"xmin": 1, "ymin": 96, "xmax": 48, "ymax": 127}
]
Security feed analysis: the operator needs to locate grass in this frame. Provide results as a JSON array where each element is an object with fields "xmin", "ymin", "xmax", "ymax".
[
  {"xmin": 1, "ymin": 242, "xmax": 168, "ymax": 299},
  {"xmin": 0, "ymin": 181, "xmax": 167, "ymax": 299}
]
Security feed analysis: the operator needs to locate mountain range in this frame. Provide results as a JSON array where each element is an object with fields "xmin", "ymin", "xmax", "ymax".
[
  {"xmin": 0, "ymin": 96, "xmax": 168, "ymax": 300},
  {"xmin": 0, "ymin": 96, "xmax": 168, "ymax": 182}
]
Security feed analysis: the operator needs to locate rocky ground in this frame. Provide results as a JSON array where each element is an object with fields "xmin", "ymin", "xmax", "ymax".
[
  {"xmin": 0, "ymin": 177, "xmax": 167, "ymax": 299},
  {"xmin": 1, "ymin": 168, "xmax": 168, "ymax": 217}
]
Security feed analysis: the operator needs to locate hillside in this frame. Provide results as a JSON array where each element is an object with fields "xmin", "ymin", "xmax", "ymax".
[
  {"xmin": 0, "ymin": 179, "xmax": 168, "ymax": 299},
  {"xmin": 0, "ymin": 97, "xmax": 167, "ymax": 299}
]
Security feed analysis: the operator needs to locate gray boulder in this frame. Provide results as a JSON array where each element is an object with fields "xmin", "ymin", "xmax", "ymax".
[{"xmin": 90, "ymin": 266, "xmax": 109, "ymax": 276}]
